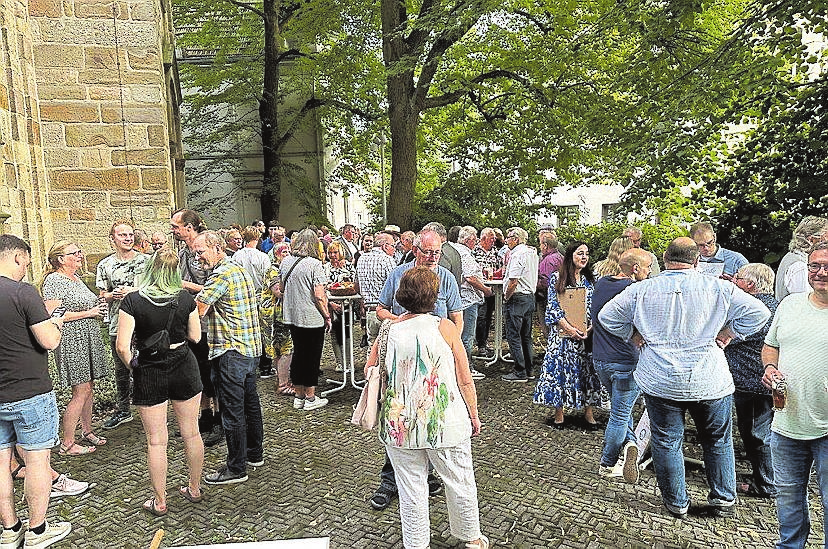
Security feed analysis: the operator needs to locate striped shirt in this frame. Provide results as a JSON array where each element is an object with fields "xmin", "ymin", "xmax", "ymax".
[{"xmin": 197, "ymin": 257, "xmax": 262, "ymax": 360}]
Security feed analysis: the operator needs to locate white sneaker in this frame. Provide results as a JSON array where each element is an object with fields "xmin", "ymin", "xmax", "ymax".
[
  {"xmin": 292, "ymin": 397, "xmax": 305, "ymax": 409},
  {"xmin": 598, "ymin": 462, "xmax": 624, "ymax": 478},
  {"xmin": 0, "ymin": 521, "xmax": 26, "ymax": 549},
  {"xmin": 470, "ymin": 369, "xmax": 486, "ymax": 380},
  {"xmin": 303, "ymin": 397, "xmax": 329, "ymax": 411},
  {"xmin": 465, "ymin": 534, "xmax": 489, "ymax": 549},
  {"xmin": 50, "ymin": 474, "xmax": 89, "ymax": 498},
  {"xmin": 23, "ymin": 521, "xmax": 71, "ymax": 549},
  {"xmin": 622, "ymin": 441, "xmax": 640, "ymax": 484}
]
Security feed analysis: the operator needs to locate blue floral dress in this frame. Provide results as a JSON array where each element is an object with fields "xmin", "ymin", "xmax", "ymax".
[{"xmin": 533, "ymin": 272, "xmax": 601, "ymax": 409}]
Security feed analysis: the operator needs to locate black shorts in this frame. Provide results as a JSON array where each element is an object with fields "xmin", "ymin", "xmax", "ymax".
[
  {"xmin": 188, "ymin": 336, "xmax": 215, "ymax": 398},
  {"xmin": 133, "ymin": 345, "xmax": 203, "ymax": 407}
]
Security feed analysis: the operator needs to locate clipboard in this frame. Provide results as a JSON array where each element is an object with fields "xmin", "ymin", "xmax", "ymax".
[{"xmin": 557, "ymin": 286, "xmax": 587, "ymax": 337}]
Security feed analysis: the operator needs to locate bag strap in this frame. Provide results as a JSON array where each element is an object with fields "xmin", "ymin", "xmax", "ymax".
[
  {"xmin": 377, "ymin": 319, "xmax": 392, "ymax": 378},
  {"xmin": 163, "ymin": 291, "xmax": 180, "ymax": 332},
  {"xmin": 281, "ymin": 256, "xmax": 306, "ymax": 288}
]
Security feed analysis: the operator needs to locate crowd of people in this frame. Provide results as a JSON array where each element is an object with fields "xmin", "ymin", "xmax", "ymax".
[{"xmin": 0, "ymin": 212, "xmax": 826, "ymax": 549}]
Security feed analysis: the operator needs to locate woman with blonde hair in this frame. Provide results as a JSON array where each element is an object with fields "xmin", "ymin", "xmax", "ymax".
[
  {"xmin": 42, "ymin": 241, "xmax": 108, "ymax": 455},
  {"xmin": 116, "ymin": 248, "xmax": 204, "ymax": 516},
  {"xmin": 325, "ymin": 240, "xmax": 355, "ymax": 372},
  {"xmin": 594, "ymin": 236, "xmax": 634, "ymax": 278}
]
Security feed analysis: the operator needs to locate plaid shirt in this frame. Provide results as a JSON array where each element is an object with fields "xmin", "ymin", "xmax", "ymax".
[
  {"xmin": 472, "ymin": 244, "xmax": 501, "ymax": 272},
  {"xmin": 197, "ymin": 257, "xmax": 262, "ymax": 360},
  {"xmin": 355, "ymin": 248, "xmax": 398, "ymax": 305}
]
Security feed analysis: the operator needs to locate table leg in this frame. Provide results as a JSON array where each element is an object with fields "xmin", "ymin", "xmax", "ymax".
[{"xmin": 322, "ymin": 300, "xmax": 350, "ymax": 397}]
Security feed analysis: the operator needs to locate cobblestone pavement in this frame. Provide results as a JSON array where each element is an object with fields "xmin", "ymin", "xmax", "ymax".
[{"xmin": 38, "ymin": 336, "xmax": 825, "ymax": 549}]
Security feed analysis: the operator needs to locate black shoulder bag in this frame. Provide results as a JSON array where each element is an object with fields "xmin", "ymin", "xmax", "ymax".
[{"xmin": 136, "ymin": 292, "xmax": 181, "ymax": 363}]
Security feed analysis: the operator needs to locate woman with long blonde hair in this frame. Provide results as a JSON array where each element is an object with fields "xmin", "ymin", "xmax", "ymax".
[
  {"xmin": 116, "ymin": 248, "xmax": 204, "ymax": 516},
  {"xmin": 42, "ymin": 240, "xmax": 108, "ymax": 455},
  {"xmin": 594, "ymin": 237, "xmax": 634, "ymax": 278}
]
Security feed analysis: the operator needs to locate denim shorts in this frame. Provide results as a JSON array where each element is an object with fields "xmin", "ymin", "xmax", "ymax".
[{"xmin": 0, "ymin": 391, "xmax": 60, "ymax": 451}]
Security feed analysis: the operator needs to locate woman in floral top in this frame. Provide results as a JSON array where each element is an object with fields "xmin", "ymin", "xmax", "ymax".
[{"xmin": 368, "ymin": 266, "xmax": 488, "ymax": 549}]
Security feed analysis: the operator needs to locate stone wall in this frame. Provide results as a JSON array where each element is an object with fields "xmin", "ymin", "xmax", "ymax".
[
  {"xmin": 28, "ymin": 0, "xmax": 181, "ymax": 266},
  {"xmin": 0, "ymin": 0, "xmax": 54, "ymax": 279}
]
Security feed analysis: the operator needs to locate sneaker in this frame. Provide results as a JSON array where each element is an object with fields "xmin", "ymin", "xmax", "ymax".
[
  {"xmin": 476, "ymin": 347, "xmax": 493, "ymax": 359},
  {"xmin": 204, "ymin": 466, "xmax": 248, "ymax": 485},
  {"xmin": 203, "ymin": 424, "xmax": 225, "ymax": 447},
  {"xmin": 465, "ymin": 534, "xmax": 490, "ymax": 549},
  {"xmin": 427, "ymin": 475, "xmax": 443, "ymax": 497},
  {"xmin": 246, "ymin": 458, "xmax": 265, "ymax": 467},
  {"xmin": 259, "ymin": 368, "xmax": 275, "ymax": 379},
  {"xmin": 293, "ymin": 397, "xmax": 305, "ymax": 410},
  {"xmin": 369, "ymin": 485, "xmax": 397, "ymax": 511},
  {"xmin": 622, "ymin": 442, "xmax": 639, "ymax": 484},
  {"xmin": 303, "ymin": 397, "xmax": 329, "ymax": 411},
  {"xmin": 664, "ymin": 503, "xmax": 688, "ymax": 520},
  {"xmin": 501, "ymin": 372, "xmax": 528, "ymax": 382},
  {"xmin": 689, "ymin": 504, "xmax": 735, "ymax": 518},
  {"xmin": 50, "ymin": 474, "xmax": 89, "ymax": 498},
  {"xmin": 102, "ymin": 411, "xmax": 133, "ymax": 430},
  {"xmin": 470, "ymin": 368, "xmax": 486, "ymax": 380},
  {"xmin": 23, "ymin": 521, "xmax": 71, "ymax": 549},
  {"xmin": 598, "ymin": 463, "xmax": 624, "ymax": 478},
  {"xmin": 526, "ymin": 372, "xmax": 537, "ymax": 380},
  {"xmin": 1, "ymin": 522, "xmax": 26, "ymax": 549}
]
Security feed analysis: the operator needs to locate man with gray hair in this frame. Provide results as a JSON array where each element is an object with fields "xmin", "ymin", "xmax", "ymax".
[
  {"xmin": 452, "ymin": 226, "xmax": 494, "ymax": 380},
  {"xmin": 501, "ymin": 227, "xmax": 539, "ymax": 382},
  {"xmin": 599, "ymin": 237, "xmax": 770, "ymax": 519},
  {"xmin": 622, "ymin": 226, "xmax": 661, "ymax": 276},
  {"xmin": 422, "ymin": 221, "xmax": 463, "ymax": 286},
  {"xmin": 355, "ymin": 232, "xmax": 398, "ymax": 345},
  {"xmin": 473, "ymin": 227, "xmax": 501, "ymax": 357},
  {"xmin": 690, "ymin": 221, "xmax": 747, "ymax": 278},
  {"xmin": 775, "ymin": 215, "xmax": 828, "ymax": 301},
  {"xmin": 193, "ymin": 231, "xmax": 264, "ymax": 486}
]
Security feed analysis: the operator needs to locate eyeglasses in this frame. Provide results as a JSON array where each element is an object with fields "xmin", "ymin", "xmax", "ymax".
[
  {"xmin": 696, "ymin": 237, "xmax": 716, "ymax": 249},
  {"xmin": 62, "ymin": 250, "xmax": 83, "ymax": 257},
  {"xmin": 416, "ymin": 246, "xmax": 441, "ymax": 258},
  {"xmin": 807, "ymin": 263, "xmax": 828, "ymax": 274},
  {"xmin": 151, "ymin": 242, "xmax": 164, "ymax": 249}
]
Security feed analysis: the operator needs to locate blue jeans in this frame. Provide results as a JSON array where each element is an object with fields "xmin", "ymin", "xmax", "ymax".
[
  {"xmin": 594, "ymin": 360, "xmax": 640, "ymax": 467},
  {"xmin": 644, "ymin": 393, "xmax": 736, "ymax": 512},
  {"xmin": 504, "ymin": 293, "xmax": 535, "ymax": 375},
  {"xmin": 0, "ymin": 392, "xmax": 59, "ymax": 451},
  {"xmin": 461, "ymin": 305, "xmax": 478, "ymax": 364},
  {"xmin": 771, "ymin": 432, "xmax": 828, "ymax": 549},
  {"xmin": 212, "ymin": 350, "xmax": 265, "ymax": 475},
  {"xmin": 733, "ymin": 391, "xmax": 775, "ymax": 496}
]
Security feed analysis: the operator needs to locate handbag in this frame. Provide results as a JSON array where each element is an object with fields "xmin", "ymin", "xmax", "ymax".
[
  {"xmin": 136, "ymin": 293, "xmax": 180, "ymax": 363},
  {"xmin": 351, "ymin": 319, "xmax": 392, "ymax": 430}
]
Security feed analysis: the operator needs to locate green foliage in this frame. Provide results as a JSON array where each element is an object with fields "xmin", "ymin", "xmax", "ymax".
[{"xmin": 554, "ymin": 221, "xmax": 687, "ymax": 267}]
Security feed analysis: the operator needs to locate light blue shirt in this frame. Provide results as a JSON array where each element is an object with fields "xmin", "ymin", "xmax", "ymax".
[
  {"xmin": 598, "ymin": 269, "xmax": 771, "ymax": 401},
  {"xmin": 699, "ymin": 245, "xmax": 748, "ymax": 276},
  {"xmin": 379, "ymin": 262, "xmax": 462, "ymax": 318}
]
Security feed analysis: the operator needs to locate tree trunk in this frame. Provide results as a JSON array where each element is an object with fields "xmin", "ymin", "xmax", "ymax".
[
  {"xmin": 260, "ymin": 0, "xmax": 281, "ymax": 223},
  {"xmin": 381, "ymin": 0, "xmax": 418, "ymax": 231}
]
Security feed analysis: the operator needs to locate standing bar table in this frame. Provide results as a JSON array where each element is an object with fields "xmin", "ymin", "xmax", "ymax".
[
  {"xmin": 322, "ymin": 293, "xmax": 365, "ymax": 397},
  {"xmin": 476, "ymin": 279, "xmax": 513, "ymax": 367}
]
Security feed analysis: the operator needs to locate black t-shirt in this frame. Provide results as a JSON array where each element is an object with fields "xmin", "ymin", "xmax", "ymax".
[
  {"xmin": 120, "ymin": 290, "xmax": 196, "ymax": 347},
  {"xmin": 0, "ymin": 277, "xmax": 54, "ymax": 403}
]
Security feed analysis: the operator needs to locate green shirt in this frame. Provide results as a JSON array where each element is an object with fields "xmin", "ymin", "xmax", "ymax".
[{"xmin": 764, "ymin": 292, "xmax": 828, "ymax": 440}]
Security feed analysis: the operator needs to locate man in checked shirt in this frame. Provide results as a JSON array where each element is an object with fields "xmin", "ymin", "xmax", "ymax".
[
  {"xmin": 355, "ymin": 232, "xmax": 398, "ymax": 346},
  {"xmin": 193, "ymin": 231, "xmax": 265, "ymax": 486}
]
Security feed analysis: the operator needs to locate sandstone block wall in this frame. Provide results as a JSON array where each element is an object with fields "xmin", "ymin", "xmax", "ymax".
[
  {"xmin": 0, "ymin": 0, "xmax": 54, "ymax": 279},
  {"xmin": 28, "ymin": 0, "xmax": 180, "ymax": 266}
]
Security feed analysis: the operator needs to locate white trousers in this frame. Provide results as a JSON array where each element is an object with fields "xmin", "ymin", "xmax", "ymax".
[{"xmin": 386, "ymin": 439, "xmax": 481, "ymax": 549}]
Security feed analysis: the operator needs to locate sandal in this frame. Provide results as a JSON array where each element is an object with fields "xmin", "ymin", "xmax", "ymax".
[
  {"xmin": 179, "ymin": 485, "xmax": 203, "ymax": 503},
  {"xmin": 82, "ymin": 432, "xmax": 107, "ymax": 446},
  {"xmin": 11, "ymin": 465, "xmax": 25, "ymax": 480},
  {"xmin": 142, "ymin": 497, "xmax": 167, "ymax": 517},
  {"xmin": 58, "ymin": 442, "xmax": 96, "ymax": 456},
  {"xmin": 277, "ymin": 385, "xmax": 296, "ymax": 396}
]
